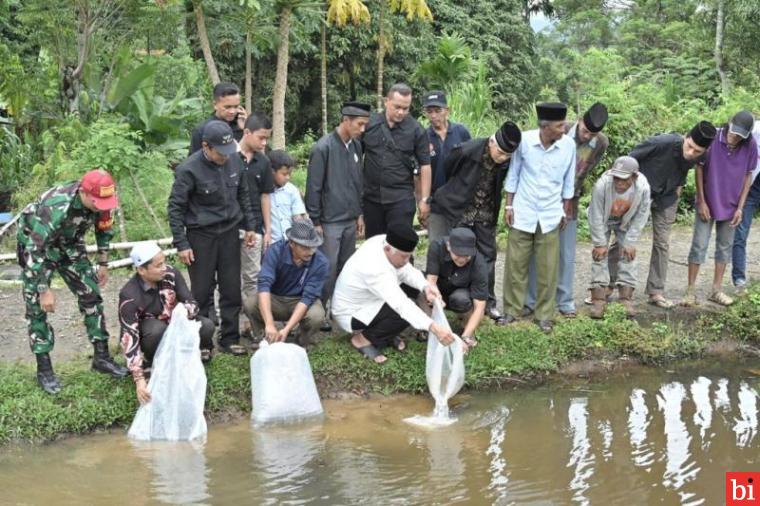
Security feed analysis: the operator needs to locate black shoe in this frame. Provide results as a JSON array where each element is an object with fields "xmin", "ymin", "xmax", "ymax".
[
  {"xmin": 36, "ymin": 353, "xmax": 61, "ymax": 394},
  {"xmin": 521, "ymin": 306, "xmax": 534, "ymax": 317},
  {"xmin": 218, "ymin": 342, "xmax": 247, "ymax": 356},
  {"xmin": 536, "ymin": 319, "xmax": 553, "ymax": 333},
  {"xmin": 495, "ymin": 314, "xmax": 516, "ymax": 326},
  {"xmin": 487, "ymin": 306, "xmax": 503, "ymax": 321},
  {"xmin": 319, "ymin": 320, "xmax": 332, "ymax": 332},
  {"xmin": 91, "ymin": 341, "xmax": 128, "ymax": 378}
]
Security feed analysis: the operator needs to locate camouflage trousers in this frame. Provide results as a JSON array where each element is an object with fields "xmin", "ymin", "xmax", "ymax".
[{"xmin": 22, "ymin": 256, "xmax": 109, "ymax": 354}]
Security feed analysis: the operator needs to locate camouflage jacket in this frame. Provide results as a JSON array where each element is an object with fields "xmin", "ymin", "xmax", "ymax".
[{"xmin": 17, "ymin": 181, "xmax": 114, "ymax": 291}]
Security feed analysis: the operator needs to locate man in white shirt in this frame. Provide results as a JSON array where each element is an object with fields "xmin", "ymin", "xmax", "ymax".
[
  {"xmin": 331, "ymin": 222, "xmax": 456, "ymax": 364},
  {"xmin": 501, "ymin": 102, "xmax": 576, "ymax": 333}
]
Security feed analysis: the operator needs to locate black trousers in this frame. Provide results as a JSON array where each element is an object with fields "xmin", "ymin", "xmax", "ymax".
[
  {"xmin": 187, "ymin": 226, "xmax": 242, "ymax": 346},
  {"xmin": 363, "ymin": 197, "xmax": 417, "ymax": 239},
  {"xmin": 139, "ymin": 316, "xmax": 215, "ymax": 361},
  {"xmin": 442, "ymin": 287, "xmax": 473, "ymax": 313},
  {"xmin": 351, "ymin": 303, "xmax": 410, "ymax": 349},
  {"xmin": 459, "ymin": 222, "xmax": 497, "ymax": 310}
]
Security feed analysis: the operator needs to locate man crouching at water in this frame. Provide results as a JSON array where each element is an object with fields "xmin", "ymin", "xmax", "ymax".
[
  {"xmin": 119, "ymin": 242, "xmax": 214, "ymax": 404},
  {"xmin": 331, "ymin": 222, "xmax": 456, "ymax": 364}
]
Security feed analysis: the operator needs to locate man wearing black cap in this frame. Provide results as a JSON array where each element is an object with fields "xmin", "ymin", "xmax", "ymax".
[
  {"xmin": 501, "ymin": 102, "xmax": 576, "ymax": 333},
  {"xmin": 245, "ymin": 220, "xmax": 328, "ymax": 346},
  {"xmin": 331, "ymin": 222, "xmax": 456, "ymax": 364},
  {"xmin": 168, "ymin": 120, "xmax": 257, "ymax": 355},
  {"xmin": 422, "ymin": 90, "xmax": 471, "ymax": 195},
  {"xmin": 427, "ymin": 121, "xmax": 522, "ymax": 320},
  {"xmin": 306, "ymin": 101, "xmax": 371, "ymax": 332},
  {"xmin": 525, "ymin": 102, "xmax": 609, "ymax": 318},
  {"xmin": 425, "ymin": 228, "xmax": 488, "ymax": 347},
  {"xmin": 362, "ymin": 83, "xmax": 432, "ymax": 237},
  {"xmin": 189, "ymin": 82, "xmax": 246, "ymax": 155},
  {"xmin": 629, "ymin": 120, "xmax": 716, "ymax": 308}
]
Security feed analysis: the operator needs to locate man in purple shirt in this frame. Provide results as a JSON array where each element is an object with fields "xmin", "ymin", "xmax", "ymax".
[{"xmin": 683, "ymin": 110, "xmax": 757, "ymax": 306}]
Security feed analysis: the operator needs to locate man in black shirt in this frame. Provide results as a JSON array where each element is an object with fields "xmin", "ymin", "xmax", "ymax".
[
  {"xmin": 189, "ymin": 82, "xmax": 246, "ymax": 155},
  {"xmin": 119, "ymin": 242, "xmax": 215, "ymax": 404},
  {"xmin": 425, "ymin": 228, "xmax": 488, "ymax": 347},
  {"xmin": 239, "ymin": 113, "xmax": 274, "ymax": 304},
  {"xmin": 362, "ymin": 83, "xmax": 431, "ymax": 237},
  {"xmin": 306, "ymin": 101, "xmax": 370, "ymax": 332},
  {"xmin": 629, "ymin": 121, "xmax": 716, "ymax": 308},
  {"xmin": 168, "ymin": 121, "xmax": 256, "ymax": 355}
]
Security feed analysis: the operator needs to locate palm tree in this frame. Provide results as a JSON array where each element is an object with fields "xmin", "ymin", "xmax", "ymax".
[
  {"xmin": 322, "ymin": 0, "xmax": 370, "ymax": 133},
  {"xmin": 374, "ymin": 0, "xmax": 432, "ymax": 109}
]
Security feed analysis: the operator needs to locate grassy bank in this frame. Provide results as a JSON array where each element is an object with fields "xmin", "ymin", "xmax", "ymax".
[{"xmin": 1, "ymin": 290, "xmax": 759, "ymax": 445}]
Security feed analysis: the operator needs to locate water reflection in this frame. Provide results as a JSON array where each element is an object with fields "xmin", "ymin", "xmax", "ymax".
[
  {"xmin": 734, "ymin": 382, "xmax": 759, "ymax": 448},
  {"xmin": 690, "ymin": 377, "xmax": 713, "ymax": 448},
  {"xmin": 628, "ymin": 388, "xmax": 653, "ymax": 468},
  {"xmin": 567, "ymin": 397, "xmax": 594, "ymax": 505},
  {"xmin": 657, "ymin": 382, "xmax": 698, "ymax": 493},
  {"xmin": 131, "ymin": 440, "xmax": 210, "ymax": 505}
]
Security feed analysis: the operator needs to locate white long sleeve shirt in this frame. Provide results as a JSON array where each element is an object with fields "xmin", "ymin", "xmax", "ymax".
[{"xmin": 331, "ymin": 235, "xmax": 433, "ymax": 332}]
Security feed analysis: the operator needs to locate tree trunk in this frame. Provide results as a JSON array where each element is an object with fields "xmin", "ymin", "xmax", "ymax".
[
  {"xmin": 245, "ymin": 27, "xmax": 253, "ymax": 112},
  {"xmin": 375, "ymin": 1, "xmax": 386, "ymax": 110},
  {"xmin": 193, "ymin": 0, "xmax": 220, "ymax": 85},
  {"xmin": 321, "ymin": 19, "xmax": 328, "ymax": 135},
  {"xmin": 272, "ymin": 6, "xmax": 292, "ymax": 149},
  {"xmin": 714, "ymin": 0, "xmax": 728, "ymax": 95}
]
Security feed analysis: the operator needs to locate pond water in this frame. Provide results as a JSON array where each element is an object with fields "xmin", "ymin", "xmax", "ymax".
[{"xmin": 3, "ymin": 359, "xmax": 760, "ymax": 505}]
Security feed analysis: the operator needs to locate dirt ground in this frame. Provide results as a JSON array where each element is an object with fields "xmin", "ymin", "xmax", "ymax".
[{"xmin": 0, "ymin": 225, "xmax": 757, "ymax": 365}]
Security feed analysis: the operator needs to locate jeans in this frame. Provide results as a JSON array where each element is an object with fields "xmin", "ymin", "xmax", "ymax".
[
  {"xmin": 687, "ymin": 217, "xmax": 735, "ymax": 265},
  {"xmin": 732, "ymin": 177, "xmax": 760, "ymax": 284},
  {"xmin": 525, "ymin": 219, "xmax": 577, "ymax": 313}
]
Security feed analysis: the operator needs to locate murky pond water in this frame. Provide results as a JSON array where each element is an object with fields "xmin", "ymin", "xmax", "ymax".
[{"xmin": 3, "ymin": 359, "xmax": 760, "ymax": 505}]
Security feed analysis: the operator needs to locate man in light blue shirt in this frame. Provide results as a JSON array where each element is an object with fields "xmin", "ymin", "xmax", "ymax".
[{"xmin": 500, "ymin": 102, "xmax": 576, "ymax": 332}]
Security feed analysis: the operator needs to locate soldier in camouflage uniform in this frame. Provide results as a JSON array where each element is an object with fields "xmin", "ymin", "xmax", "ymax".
[{"xmin": 17, "ymin": 169, "xmax": 128, "ymax": 394}]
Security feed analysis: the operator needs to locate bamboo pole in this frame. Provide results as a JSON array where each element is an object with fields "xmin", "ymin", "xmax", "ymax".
[{"xmin": 0, "ymin": 237, "xmax": 174, "ymax": 262}]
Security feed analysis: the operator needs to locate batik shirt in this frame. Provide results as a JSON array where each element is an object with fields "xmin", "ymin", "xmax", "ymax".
[{"xmin": 460, "ymin": 150, "xmax": 498, "ymax": 226}]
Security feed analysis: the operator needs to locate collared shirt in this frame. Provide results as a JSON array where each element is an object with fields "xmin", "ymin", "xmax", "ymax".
[
  {"xmin": 270, "ymin": 182, "xmax": 306, "ymax": 242},
  {"xmin": 702, "ymin": 128, "xmax": 757, "ymax": 221},
  {"xmin": 629, "ymin": 133, "xmax": 700, "ymax": 209},
  {"xmin": 428, "ymin": 121, "xmax": 471, "ymax": 192},
  {"xmin": 118, "ymin": 266, "xmax": 198, "ymax": 379},
  {"xmin": 426, "ymin": 238, "xmax": 488, "ymax": 301},
  {"xmin": 566, "ymin": 122, "xmax": 609, "ymax": 218},
  {"xmin": 257, "ymin": 239, "xmax": 328, "ymax": 307},
  {"xmin": 168, "ymin": 150, "xmax": 255, "ymax": 251},
  {"xmin": 305, "ymin": 130, "xmax": 363, "ymax": 225},
  {"xmin": 362, "ymin": 111, "xmax": 430, "ymax": 204},
  {"xmin": 460, "ymin": 149, "xmax": 498, "ymax": 225},
  {"xmin": 189, "ymin": 114, "xmax": 244, "ymax": 155},
  {"xmin": 752, "ymin": 120, "xmax": 760, "ymax": 182},
  {"xmin": 504, "ymin": 129, "xmax": 576, "ymax": 233},
  {"xmin": 241, "ymin": 150, "xmax": 274, "ymax": 233},
  {"xmin": 331, "ymin": 235, "xmax": 432, "ymax": 332}
]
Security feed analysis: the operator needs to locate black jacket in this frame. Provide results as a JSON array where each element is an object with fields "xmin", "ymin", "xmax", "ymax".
[
  {"xmin": 168, "ymin": 150, "xmax": 255, "ymax": 251},
  {"xmin": 305, "ymin": 131, "xmax": 363, "ymax": 225},
  {"xmin": 430, "ymin": 138, "xmax": 509, "ymax": 223}
]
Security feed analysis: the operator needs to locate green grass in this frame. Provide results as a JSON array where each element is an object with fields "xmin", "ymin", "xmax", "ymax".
[{"xmin": 0, "ymin": 291, "xmax": 744, "ymax": 445}]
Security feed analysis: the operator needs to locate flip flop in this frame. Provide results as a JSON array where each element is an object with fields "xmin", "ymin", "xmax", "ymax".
[
  {"xmin": 648, "ymin": 295, "xmax": 674, "ymax": 309},
  {"xmin": 353, "ymin": 343, "xmax": 386, "ymax": 364},
  {"xmin": 393, "ymin": 336, "xmax": 406, "ymax": 352}
]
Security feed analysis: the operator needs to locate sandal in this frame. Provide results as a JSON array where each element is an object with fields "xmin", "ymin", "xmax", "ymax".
[
  {"xmin": 200, "ymin": 349, "xmax": 212, "ymax": 364},
  {"xmin": 648, "ymin": 295, "xmax": 674, "ymax": 309},
  {"xmin": 462, "ymin": 335, "xmax": 478, "ymax": 348},
  {"xmin": 708, "ymin": 291, "xmax": 734, "ymax": 306},
  {"xmin": 218, "ymin": 343, "xmax": 247, "ymax": 356},
  {"xmin": 393, "ymin": 336, "xmax": 406, "ymax": 352},
  {"xmin": 560, "ymin": 310, "xmax": 577, "ymax": 319},
  {"xmin": 681, "ymin": 291, "xmax": 698, "ymax": 307},
  {"xmin": 353, "ymin": 343, "xmax": 386, "ymax": 364}
]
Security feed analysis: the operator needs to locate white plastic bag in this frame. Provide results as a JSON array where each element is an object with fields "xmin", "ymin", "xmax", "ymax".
[
  {"xmin": 128, "ymin": 304, "xmax": 208, "ymax": 441},
  {"xmin": 250, "ymin": 341, "xmax": 323, "ymax": 425},
  {"xmin": 405, "ymin": 299, "xmax": 465, "ymax": 428}
]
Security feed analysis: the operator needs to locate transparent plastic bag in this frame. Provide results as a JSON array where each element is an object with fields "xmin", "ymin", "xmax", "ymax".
[
  {"xmin": 128, "ymin": 304, "xmax": 208, "ymax": 441},
  {"xmin": 250, "ymin": 341, "xmax": 324, "ymax": 425},
  {"xmin": 405, "ymin": 299, "xmax": 465, "ymax": 427}
]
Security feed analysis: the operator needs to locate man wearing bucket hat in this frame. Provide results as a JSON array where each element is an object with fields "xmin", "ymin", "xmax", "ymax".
[
  {"xmin": 245, "ymin": 219, "xmax": 328, "ymax": 347},
  {"xmin": 587, "ymin": 156, "xmax": 651, "ymax": 319},
  {"xmin": 118, "ymin": 241, "xmax": 215, "ymax": 404},
  {"xmin": 16, "ymin": 168, "xmax": 128, "ymax": 394},
  {"xmin": 169, "ymin": 120, "xmax": 257, "ymax": 356},
  {"xmin": 682, "ymin": 111, "xmax": 757, "ymax": 307},
  {"xmin": 425, "ymin": 227, "xmax": 488, "ymax": 348}
]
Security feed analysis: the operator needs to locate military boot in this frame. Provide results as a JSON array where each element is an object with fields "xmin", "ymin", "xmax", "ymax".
[
  {"xmin": 92, "ymin": 341, "xmax": 128, "ymax": 378},
  {"xmin": 589, "ymin": 287, "xmax": 607, "ymax": 319},
  {"xmin": 36, "ymin": 353, "xmax": 61, "ymax": 395},
  {"xmin": 618, "ymin": 286, "xmax": 636, "ymax": 318}
]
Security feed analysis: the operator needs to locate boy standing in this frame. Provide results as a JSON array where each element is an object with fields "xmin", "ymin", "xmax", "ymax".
[{"xmin": 269, "ymin": 150, "xmax": 307, "ymax": 243}]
